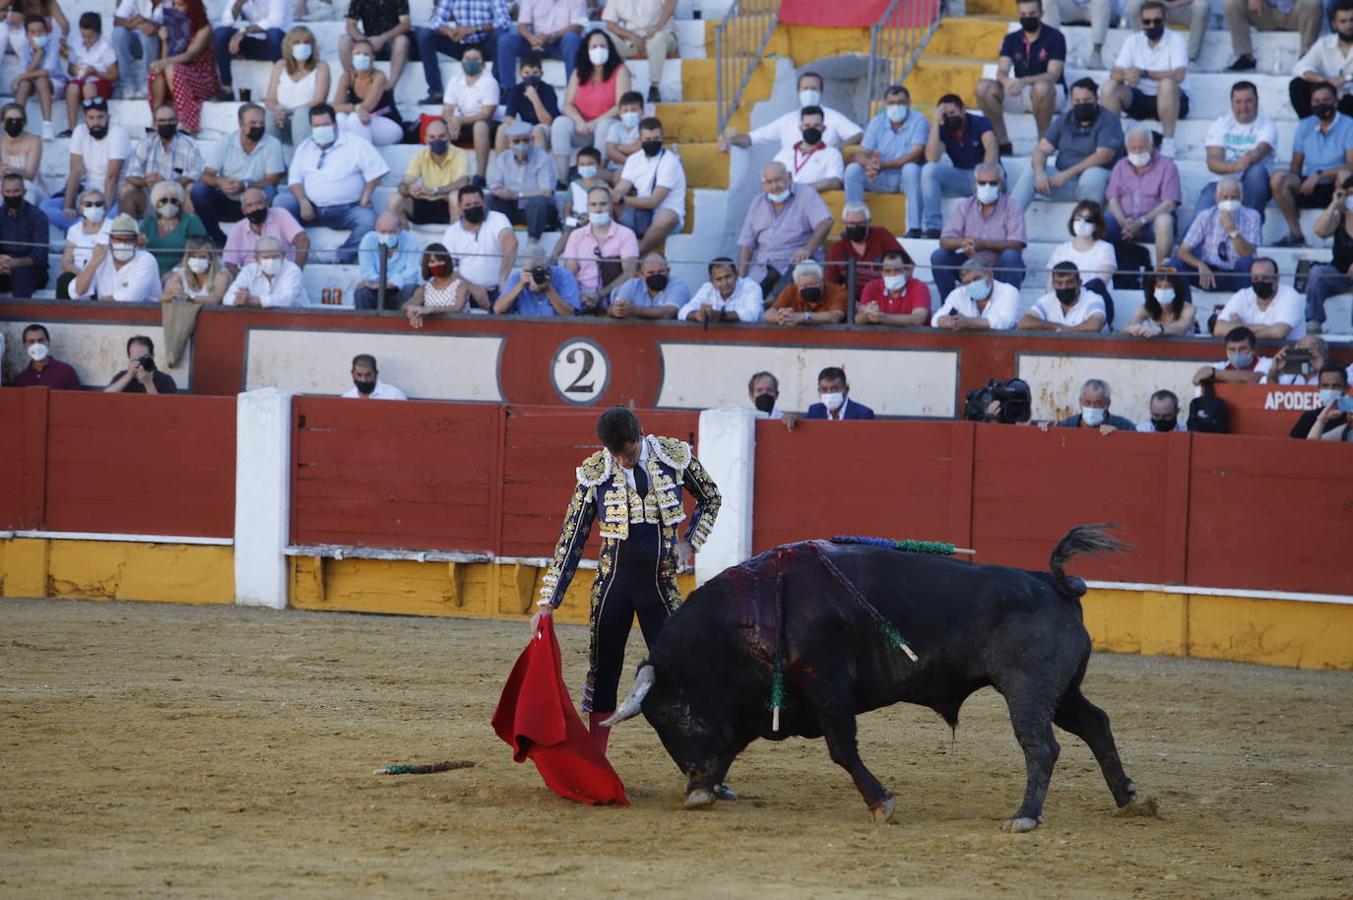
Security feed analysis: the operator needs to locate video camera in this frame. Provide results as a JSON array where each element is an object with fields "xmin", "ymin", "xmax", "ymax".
[{"xmin": 964, "ymin": 378, "xmax": 1031, "ymax": 424}]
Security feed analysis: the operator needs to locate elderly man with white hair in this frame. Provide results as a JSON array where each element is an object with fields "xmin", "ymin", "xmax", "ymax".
[
  {"xmin": 931, "ymin": 256, "xmax": 1022, "ymax": 331},
  {"xmin": 930, "ymin": 162, "xmax": 1027, "ymax": 300},
  {"xmin": 1038, "ymin": 378, "xmax": 1136, "ymax": 433},
  {"xmin": 766, "ymin": 259, "xmax": 849, "ymax": 326},
  {"xmin": 355, "ymin": 212, "xmax": 422, "ymax": 310},
  {"xmin": 1167, "ymin": 175, "xmax": 1259, "ymax": 292},
  {"xmin": 826, "ymin": 201, "xmax": 903, "ymax": 305},
  {"xmin": 226, "ymin": 236, "xmax": 306, "ymax": 307},
  {"xmin": 1105, "ymin": 124, "xmax": 1181, "ymax": 275}
]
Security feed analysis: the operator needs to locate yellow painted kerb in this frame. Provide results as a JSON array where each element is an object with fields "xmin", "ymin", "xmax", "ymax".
[{"xmin": 0, "ymin": 537, "xmax": 234, "ymax": 605}]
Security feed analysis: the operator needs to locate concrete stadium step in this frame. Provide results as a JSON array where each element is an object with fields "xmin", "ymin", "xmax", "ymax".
[
  {"xmin": 997, "ymin": 116, "xmax": 1300, "ymax": 163},
  {"xmin": 655, "ymin": 101, "xmax": 746, "ymax": 143}
]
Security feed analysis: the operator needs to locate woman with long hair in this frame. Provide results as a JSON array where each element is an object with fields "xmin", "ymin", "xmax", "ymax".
[
  {"xmin": 1124, "ymin": 268, "xmax": 1196, "ymax": 337},
  {"xmin": 551, "ymin": 29, "xmax": 631, "ymax": 180},
  {"xmin": 161, "ymin": 237, "xmax": 229, "ymax": 303},
  {"xmin": 149, "ymin": 0, "xmax": 217, "ymax": 133},
  {"xmin": 0, "ymin": 102, "xmax": 45, "ymax": 202},
  {"xmin": 264, "ymin": 26, "xmax": 330, "ymax": 146}
]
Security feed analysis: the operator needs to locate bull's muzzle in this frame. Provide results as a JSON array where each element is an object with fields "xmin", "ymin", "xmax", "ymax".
[{"xmin": 602, "ymin": 664, "xmax": 655, "ymax": 727}]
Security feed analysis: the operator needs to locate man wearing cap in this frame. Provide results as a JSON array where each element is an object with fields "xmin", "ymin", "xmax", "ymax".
[
  {"xmin": 486, "ymin": 119, "xmax": 559, "ymax": 250},
  {"xmin": 70, "ymin": 214, "xmax": 161, "ymax": 302}
]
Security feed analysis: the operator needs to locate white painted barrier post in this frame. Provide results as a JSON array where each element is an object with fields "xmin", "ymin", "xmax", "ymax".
[
  {"xmin": 234, "ymin": 388, "xmax": 293, "ymax": 609},
  {"xmin": 695, "ymin": 407, "xmax": 756, "ymax": 585}
]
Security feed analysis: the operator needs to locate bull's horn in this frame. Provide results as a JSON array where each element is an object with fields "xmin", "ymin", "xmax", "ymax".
[{"xmin": 601, "ymin": 665, "xmax": 655, "ymax": 727}]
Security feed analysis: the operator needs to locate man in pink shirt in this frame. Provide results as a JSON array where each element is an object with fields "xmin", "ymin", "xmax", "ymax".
[
  {"xmin": 1104, "ymin": 125, "xmax": 1181, "ymax": 280},
  {"xmin": 496, "ymin": 0, "xmax": 585, "ymax": 90},
  {"xmin": 562, "ymin": 185, "xmax": 639, "ymax": 311},
  {"xmin": 223, "ymin": 188, "xmax": 310, "ymax": 273}
]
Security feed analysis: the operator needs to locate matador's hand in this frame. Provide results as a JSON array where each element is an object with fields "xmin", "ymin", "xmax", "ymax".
[
  {"xmin": 676, "ymin": 539, "xmax": 695, "ymax": 572},
  {"xmin": 528, "ymin": 604, "xmax": 553, "ymax": 636}
]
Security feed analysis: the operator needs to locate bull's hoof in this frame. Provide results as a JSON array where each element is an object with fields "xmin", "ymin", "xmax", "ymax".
[
  {"xmin": 713, "ymin": 783, "xmax": 738, "ymax": 801},
  {"xmin": 684, "ymin": 788, "xmax": 717, "ymax": 810},
  {"xmin": 870, "ymin": 795, "xmax": 896, "ymax": 824},
  {"xmin": 1001, "ymin": 815, "xmax": 1043, "ymax": 833}
]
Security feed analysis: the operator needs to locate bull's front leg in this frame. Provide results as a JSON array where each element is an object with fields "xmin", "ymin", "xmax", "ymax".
[{"xmin": 818, "ymin": 711, "xmax": 895, "ymax": 823}]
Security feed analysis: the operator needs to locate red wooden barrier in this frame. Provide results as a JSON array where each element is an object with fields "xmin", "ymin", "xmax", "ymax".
[
  {"xmin": 1213, "ymin": 383, "xmax": 1322, "ymax": 438},
  {"xmin": 0, "ymin": 388, "xmax": 47, "ymax": 530}
]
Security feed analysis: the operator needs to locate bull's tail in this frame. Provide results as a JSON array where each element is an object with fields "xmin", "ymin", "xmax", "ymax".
[{"xmin": 1049, "ymin": 524, "xmax": 1127, "ymax": 599}]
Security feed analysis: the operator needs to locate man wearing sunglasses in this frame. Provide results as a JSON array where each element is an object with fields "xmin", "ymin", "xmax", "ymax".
[
  {"xmin": 41, "ymin": 98, "xmax": 131, "ymax": 232},
  {"xmin": 1100, "ymin": 0, "xmax": 1190, "ymax": 159}
]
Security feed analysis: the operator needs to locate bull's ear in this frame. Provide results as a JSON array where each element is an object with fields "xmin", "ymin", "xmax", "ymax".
[{"xmin": 602, "ymin": 664, "xmax": 655, "ymax": 727}]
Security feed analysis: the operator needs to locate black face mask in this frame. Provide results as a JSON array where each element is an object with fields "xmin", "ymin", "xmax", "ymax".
[
  {"xmin": 157, "ymin": 123, "xmax": 178, "ymax": 141},
  {"xmin": 246, "ymin": 207, "xmax": 268, "ymax": 225},
  {"xmin": 462, "ymin": 206, "xmax": 486, "ymax": 225},
  {"xmin": 1144, "ymin": 23, "xmax": 1165, "ymax": 41},
  {"xmin": 801, "ymin": 127, "xmax": 823, "ymax": 146},
  {"xmin": 354, "ymin": 379, "xmax": 376, "ymax": 395},
  {"xmin": 1151, "ymin": 417, "xmax": 1177, "ymax": 432},
  {"xmin": 843, "ymin": 224, "xmax": 868, "ymax": 242},
  {"xmin": 800, "ymin": 286, "xmax": 822, "ymax": 302},
  {"xmin": 1073, "ymin": 102, "xmax": 1096, "ymax": 124},
  {"xmin": 3, "ymin": 119, "xmax": 24, "ymax": 137},
  {"xmin": 645, "ymin": 272, "xmax": 669, "ymax": 292},
  {"xmin": 88, "ymin": 125, "xmax": 108, "ymax": 140},
  {"xmin": 943, "ymin": 114, "xmax": 964, "ymax": 132},
  {"xmin": 3, "ymin": 195, "xmax": 22, "ymax": 210},
  {"xmin": 1019, "ymin": 15, "xmax": 1040, "ymax": 31},
  {"xmin": 1055, "ymin": 286, "xmax": 1079, "ymax": 306},
  {"xmin": 641, "ymin": 139, "xmax": 663, "ymax": 157},
  {"xmin": 1252, "ymin": 280, "xmax": 1276, "ymax": 300},
  {"xmin": 246, "ymin": 125, "xmax": 265, "ymax": 142},
  {"xmin": 754, "ymin": 393, "xmax": 776, "ymax": 414},
  {"xmin": 1313, "ymin": 103, "xmax": 1336, "ymax": 121}
]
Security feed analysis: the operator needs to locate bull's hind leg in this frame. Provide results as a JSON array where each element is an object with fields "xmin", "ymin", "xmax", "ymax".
[
  {"xmin": 1053, "ymin": 687, "xmax": 1137, "ymax": 809},
  {"xmin": 817, "ymin": 711, "xmax": 895, "ymax": 822},
  {"xmin": 1001, "ymin": 698, "xmax": 1061, "ymax": 833}
]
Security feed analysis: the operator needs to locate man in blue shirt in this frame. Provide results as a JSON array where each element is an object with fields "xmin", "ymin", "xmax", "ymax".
[
  {"xmin": 0, "ymin": 173, "xmax": 49, "ymax": 298},
  {"xmin": 919, "ymin": 94, "xmax": 1001, "ymax": 238},
  {"xmin": 494, "ymin": 251, "xmax": 581, "ymax": 315},
  {"xmin": 844, "ymin": 84, "xmax": 930, "ymax": 238},
  {"xmin": 1270, "ymin": 81, "xmax": 1353, "ymax": 247},
  {"xmin": 609, "ymin": 252, "xmax": 688, "ymax": 318},
  {"xmin": 976, "ymin": 0, "xmax": 1067, "ymax": 155},
  {"xmin": 355, "ymin": 212, "xmax": 422, "ymax": 309}
]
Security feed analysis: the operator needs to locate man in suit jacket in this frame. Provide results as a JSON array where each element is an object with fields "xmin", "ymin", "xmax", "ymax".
[{"xmin": 805, "ymin": 365, "xmax": 876, "ymax": 420}]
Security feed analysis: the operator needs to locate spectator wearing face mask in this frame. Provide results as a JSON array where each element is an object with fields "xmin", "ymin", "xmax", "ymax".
[
  {"xmin": 404, "ymin": 244, "xmax": 471, "ymax": 325},
  {"xmin": 975, "ymin": 0, "xmax": 1068, "ymax": 155},
  {"xmin": 855, "ymin": 250, "xmax": 930, "ymax": 328},
  {"xmin": 720, "ymin": 71, "xmax": 864, "ymax": 154},
  {"xmin": 42, "ymin": 98, "xmax": 131, "ymax": 232},
  {"xmin": 344, "ymin": 353, "xmax": 407, "ymax": 399},
  {"xmin": 1101, "ymin": 0, "xmax": 1190, "ymax": 159},
  {"xmin": 747, "ymin": 370, "xmax": 798, "ymax": 429},
  {"xmin": 561, "ymin": 184, "xmax": 636, "ymax": 311},
  {"xmin": 1291, "ymin": 363, "xmax": 1352, "ymax": 438},
  {"xmin": 119, "ymin": 104, "xmax": 203, "ymax": 221},
  {"xmin": 1168, "ymin": 176, "xmax": 1259, "ymax": 293},
  {"xmin": 1269, "ymin": 81, "xmax": 1353, "ymax": 248},
  {"xmin": 613, "ymin": 117, "xmax": 685, "ymax": 255},
  {"xmin": 919, "ymin": 94, "xmax": 1000, "ymax": 239},
  {"xmin": 225, "ymin": 235, "xmax": 305, "ymax": 306},
  {"xmin": 212, "ymin": 0, "xmax": 290, "ymax": 100},
  {"xmin": 1267, "ymin": 335, "xmax": 1336, "ymax": 385},
  {"xmin": 825, "ymin": 203, "xmax": 902, "ymax": 305},
  {"xmin": 1213, "ymin": 258, "xmax": 1306, "ymax": 340},
  {"xmin": 678, "ymin": 257, "xmax": 763, "ymax": 323},
  {"xmin": 1290, "ymin": 0, "xmax": 1353, "ymax": 118},
  {"xmin": 737, "ymin": 161, "xmax": 833, "ymax": 301},
  {"xmin": 1011, "ymin": 78, "xmax": 1121, "ymax": 211},
  {"xmin": 392, "ymin": 118, "xmax": 470, "ymax": 226},
  {"xmin": 806, "ymin": 366, "xmax": 874, "ymax": 421},
  {"xmin": 264, "ymin": 26, "xmax": 330, "ymax": 147},
  {"xmin": 930, "ymin": 163, "xmax": 1026, "ymax": 300},
  {"xmin": 1040, "ymin": 378, "xmax": 1134, "ymax": 433},
  {"xmin": 552, "ymin": 30, "xmax": 630, "ymax": 184},
  {"xmin": 1018, "ymin": 261, "xmax": 1107, "ymax": 332},
  {"xmin": 0, "ymin": 172, "xmax": 49, "ymax": 298},
  {"xmin": 414, "ymin": 0, "xmax": 504, "ymax": 106},
  {"xmin": 71, "ymin": 213, "xmax": 161, "ymax": 302},
  {"xmin": 1135, "ymin": 389, "xmax": 1186, "ymax": 432},
  {"xmin": 12, "ymin": 323, "xmax": 82, "ymax": 390},
  {"xmin": 355, "ymin": 212, "xmax": 422, "ymax": 310},
  {"xmin": 333, "ymin": 38, "xmax": 405, "ymax": 146},
  {"xmin": 1192, "ymin": 325, "xmax": 1272, "ymax": 386},
  {"xmin": 223, "ymin": 187, "xmax": 309, "ymax": 272},
  {"xmin": 162, "ymin": 238, "xmax": 230, "ymax": 303},
  {"xmin": 1123, "ymin": 268, "xmax": 1196, "ymax": 336},
  {"xmin": 844, "ymin": 85, "xmax": 927, "ymax": 237},
  {"xmin": 772, "ymin": 107, "xmax": 845, "ymax": 193},
  {"xmin": 138, "ymin": 180, "xmax": 208, "ymax": 276},
  {"xmin": 496, "ymin": 54, "xmax": 560, "ymax": 152},
  {"xmin": 931, "ymin": 257, "xmax": 1021, "ymax": 331},
  {"xmin": 766, "ymin": 260, "xmax": 848, "ymax": 327},
  {"xmin": 603, "ymin": 91, "xmax": 644, "ymax": 176},
  {"xmin": 1048, "ymin": 200, "xmax": 1117, "ymax": 321},
  {"xmin": 105, "ymin": 334, "xmax": 177, "ymax": 394},
  {"xmin": 1305, "ymin": 174, "xmax": 1353, "ymax": 331},
  {"xmin": 608, "ymin": 251, "xmax": 686, "ymax": 319},
  {"xmin": 488, "ymin": 120, "xmax": 560, "ymax": 250},
  {"xmin": 191, "ymin": 103, "xmax": 287, "ymax": 246},
  {"xmin": 57, "ymin": 189, "xmax": 111, "ymax": 299},
  {"xmin": 1105, "ymin": 125, "xmax": 1180, "ymax": 278}
]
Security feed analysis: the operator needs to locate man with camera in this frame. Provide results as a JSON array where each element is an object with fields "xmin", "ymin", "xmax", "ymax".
[
  {"xmin": 104, "ymin": 335, "xmax": 177, "ymax": 394},
  {"xmin": 493, "ymin": 250, "xmax": 580, "ymax": 316}
]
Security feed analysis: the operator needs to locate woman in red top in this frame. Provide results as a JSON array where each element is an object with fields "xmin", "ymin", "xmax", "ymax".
[
  {"xmin": 855, "ymin": 248, "xmax": 932, "ymax": 327},
  {"xmin": 826, "ymin": 202, "xmax": 903, "ymax": 304},
  {"xmin": 149, "ymin": 0, "xmax": 217, "ymax": 134},
  {"xmin": 551, "ymin": 30, "xmax": 631, "ymax": 182}
]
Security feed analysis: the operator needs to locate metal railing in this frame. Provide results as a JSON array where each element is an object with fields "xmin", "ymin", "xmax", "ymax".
[
  {"xmin": 864, "ymin": 0, "xmax": 943, "ymax": 119},
  {"xmin": 715, "ymin": 0, "xmax": 779, "ymax": 137}
]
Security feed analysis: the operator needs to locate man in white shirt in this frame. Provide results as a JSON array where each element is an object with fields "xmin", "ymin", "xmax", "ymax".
[
  {"xmin": 1289, "ymin": 0, "xmax": 1353, "ymax": 117},
  {"xmin": 70, "ymin": 214, "xmax": 161, "ymax": 302},
  {"xmin": 212, "ymin": 0, "xmax": 291, "ymax": 99},
  {"xmin": 112, "ymin": 0, "xmax": 163, "ymax": 99},
  {"xmin": 1193, "ymin": 325, "xmax": 1274, "ymax": 386},
  {"xmin": 771, "ymin": 107, "xmax": 845, "ymax": 193},
  {"xmin": 1212, "ymin": 257, "xmax": 1306, "ymax": 340},
  {"xmin": 344, "ymin": 354, "xmax": 408, "ymax": 399},
  {"xmin": 1135, "ymin": 390, "xmax": 1187, "ymax": 432},
  {"xmin": 440, "ymin": 184, "xmax": 518, "ymax": 306},
  {"xmin": 931, "ymin": 257, "xmax": 1021, "ymax": 330},
  {"xmin": 1017, "ymin": 261, "xmax": 1107, "ymax": 332},
  {"xmin": 1100, "ymin": 1, "xmax": 1190, "ymax": 158},
  {"xmin": 273, "ymin": 104, "xmax": 389, "ymax": 264},
  {"xmin": 1224, "ymin": 0, "xmax": 1322, "ymax": 72},
  {"xmin": 678, "ymin": 257, "xmax": 764, "ymax": 323},
  {"xmin": 61, "ymin": 13, "xmax": 120, "ymax": 139},
  {"xmin": 41, "ymin": 99, "xmax": 132, "ymax": 231},
  {"xmin": 441, "ymin": 47, "xmax": 500, "ymax": 179},
  {"xmin": 225, "ymin": 237, "xmax": 306, "ymax": 306},
  {"xmin": 613, "ymin": 117, "xmax": 686, "ymax": 255},
  {"xmin": 720, "ymin": 70, "xmax": 863, "ymax": 153},
  {"xmin": 1196, "ymin": 81, "xmax": 1278, "ymax": 216}
]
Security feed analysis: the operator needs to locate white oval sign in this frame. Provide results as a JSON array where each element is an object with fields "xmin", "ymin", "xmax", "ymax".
[{"xmin": 551, "ymin": 339, "xmax": 610, "ymax": 404}]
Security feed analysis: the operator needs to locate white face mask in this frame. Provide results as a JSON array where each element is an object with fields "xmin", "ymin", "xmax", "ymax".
[
  {"xmin": 111, "ymin": 244, "xmax": 135, "ymax": 262},
  {"xmin": 590, "ymin": 210, "xmax": 611, "ymax": 227},
  {"xmin": 1217, "ymin": 199, "xmax": 1241, "ymax": 213},
  {"xmin": 975, "ymin": 183, "xmax": 1000, "ymax": 205},
  {"xmin": 83, "ymin": 204, "xmax": 105, "ymax": 223},
  {"xmin": 1127, "ymin": 151, "xmax": 1152, "ymax": 168},
  {"xmin": 352, "ymin": 53, "xmax": 372, "ymax": 71},
  {"xmin": 292, "ymin": 42, "xmax": 313, "ymax": 61},
  {"xmin": 883, "ymin": 273, "xmax": 907, "ymax": 292},
  {"xmin": 621, "ymin": 110, "xmax": 640, "ymax": 129},
  {"xmin": 259, "ymin": 257, "xmax": 281, "ymax": 276},
  {"xmin": 187, "ymin": 257, "xmax": 210, "ymax": 274},
  {"xmin": 1155, "ymin": 287, "xmax": 1175, "ymax": 305},
  {"xmin": 799, "ymin": 88, "xmax": 821, "ymax": 107},
  {"xmin": 27, "ymin": 341, "xmax": 49, "ymax": 361},
  {"xmin": 311, "ymin": 125, "xmax": 336, "ymax": 146},
  {"xmin": 1072, "ymin": 218, "xmax": 1094, "ymax": 238},
  {"xmin": 1345, "ymin": 196, "xmax": 1353, "ymax": 213},
  {"xmin": 1319, "ymin": 387, "xmax": 1344, "ymax": 406},
  {"xmin": 886, "ymin": 103, "xmax": 908, "ymax": 124},
  {"xmin": 1081, "ymin": 406, "xmax": 1106, "ymax": 427},
  {"xmin": 588, "ymin": 45, "xmax": 609, "ymax": 66},
  {"xmin": 821, "ymin": 391, "xmax": 845, "ymax": 412},
  {"xmin": 157, "ymin": 201, "xmax": 180, "ymax": 218}
]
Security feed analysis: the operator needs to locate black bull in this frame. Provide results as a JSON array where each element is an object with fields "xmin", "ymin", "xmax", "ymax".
[{"xmin": 604, "ymin": 526, "xmax": 1141, "ymax": 830}]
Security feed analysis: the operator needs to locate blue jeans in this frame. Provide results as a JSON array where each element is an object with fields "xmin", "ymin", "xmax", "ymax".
[
  {"xmin": 112, "ymin": 25, "xmax": 160, "ymax": 92},
  {"xmin": 930, "ymin": 247, "xmax": 1024, "ymax": 299},
  {"xmin": 192, "ymin": 182, "xmax": 277, "ymax": 245},
  {"xmin": 920, "ymin": 161, "xmax": 976, "ymax": 231},
  {"xmin": 414, "ymin": 27, "xmax": 503, "ymax": 94},
  {"xmin": 41, "ymin": 196, "xmax": 119, "ymax": 231},
  {"xmin": 1193, "ymin": 166, "xmax": 1272, "ymax": 221},
  {"xmin": 273, "ymin": 193, "xmax": 374, "ymax": 263},
  {"xmin": 844, "ymin": 161, "xmax": 922, "ymax": 231},
  {"xmin": 1304, "ymin": 264, "xmax": 1352, "ymax": 325},
  {"xmin": 1165, "ymin": 254, "xmax": 1256, "ymax": 293},
  {"xmin": 212, "ymin": 26, "xmax": 285, "ymax": 88},
  {"xmin": 496, "ymin": 31, "xmax": 582, "ymax": 90},
  {"xmin": 1009, "ymin": 165, "xmax": 1111, "ymax": 209}
]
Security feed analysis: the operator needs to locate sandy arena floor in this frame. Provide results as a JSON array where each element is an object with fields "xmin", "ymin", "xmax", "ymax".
[{"xmin": 1, "ymin": 598, "xmax": 1351, "ymax": 898}]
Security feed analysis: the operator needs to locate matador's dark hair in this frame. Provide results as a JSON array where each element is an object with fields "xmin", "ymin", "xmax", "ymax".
[{"xmin": 597, "ymin": 406, "xmax": 641, "ymax": 452}]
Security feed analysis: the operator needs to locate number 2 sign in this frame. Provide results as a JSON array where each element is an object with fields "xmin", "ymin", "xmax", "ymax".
[{"xmin": 551, "ymin": 339, "xmax": 610, "ymax": 404}]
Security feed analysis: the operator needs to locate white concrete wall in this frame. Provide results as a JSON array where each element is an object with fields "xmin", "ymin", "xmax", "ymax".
[
  {"xmin": 233, "ymin": 388, "xmax": 292, "ymax": 609},
  {"xmin": 695, "ymin": 406, "xmax": 756, "ymax": 585}
]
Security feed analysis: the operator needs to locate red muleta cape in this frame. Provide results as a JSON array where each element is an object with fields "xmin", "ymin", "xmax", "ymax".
[{"xmin": 491, "ymin": 618, "xmax": 629, "ymax": 806}]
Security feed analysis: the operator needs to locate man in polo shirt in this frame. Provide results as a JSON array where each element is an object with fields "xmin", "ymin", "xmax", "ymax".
[
  {"xmin": 854, "ymin": 250, "xmax": 930, "ymax": 327},
  {"xmin": 344, "ymin": 354, "xmax": 408, "ymax": 400},
  {"xmin": 1105, "ymin": 126, "xmax": 1181, "ymax": 275},
  {"xmin": 0, "ymin": 173, "xmax": 49, "ymax": 298},
  {"xmin": 1192, "ymin": 326, "xmax": 1272, "ymax": 385},
  {"xmin": 976, "ymin": 0, "xmax": 1067, "ymax": 155},
  {"xmin": 766, "ymin": 261, "xmax": 848, "ymax": 326},
  {"xmin": 1212, "ymin": 258, "xmax": 1306, "ymax": 340},
  {"xmin": 1269, "ymin": 81, "xmax": 1353, "ymax": 247},
  {"xmin": 1196, "ymin": 81, "xmax": 1278, "ymax": 217},
  {"xmin": 71, "ymin": 214, "xmax": 161, "ymax": 302},
  {"xmin": 1168, "ymin": 176, "xmax": 1259, "ymax": 292},
  {"xmin": 609, "ymin": 252, "xmax": 687, "ymax": 319},
  {"xmin": 442, "ymin": 183, "xmax": 519, "ymax": 308},
  {"xmin": 736, "ymin": 161, "xmax": 834, "ymax": 301},
  {"xmin": 1042, "ymin": 379, "xmax": 1135, "ymax": 433},
  {"xmin": 772, "ymin": 107, "xmax": 844, "ymax": 193},
  {"xmin": 1101, "ymin": 0, "xmax": 1190, "ymax": 159},
  {"xmin": 11, "ymin": 324, "xmax": 81, "ymax": 390},
  {"xmin": 562, "ymin": 185, "xmax": 639, "ymax": 311},
  {"xmin": 488, "ymin": 120, "xmax": 559, "ymax": 251},
  {"xmin": 223, "ymin": 188, "xmax": 309, "ymax": 272},
  {"xmin": 494, "ymin": 250, "xmax": 581, "ymax": 315},
  {"xmin": 825, "ymin": 202, "xmax": 902, "ymax": 305},
  {"xmin": 1011, "ymin": 78, "xmax": 1122, "ymax": 210},
  {"xmin": 931, "ymin": 257, "xmax": 1022, "ymax": 330},
  {"xmin": 192, "ymin": 104, "xmax": 287, "ymax": 246},
  {"xmin": 1017, "ymin": 261, "xmax": 1107, "ymax": 332},
  {"xmin": 1289, "ymin": 0, "xmax": 1353, "ymax": 117},
  {"xmin": 720, "ymin": 70, "xmax": 863, "ymax": 153},
  {"xmin": 844, "ymin": 84, "xmax": 928, "ymax": 237},
  {"xmin": 930, "ymin": 163, "xmax": 1027, "ymax": 299},
  {"xmin": 919, "ymin": 94, "xmax": 1000, "ymax": 239},
  {"xmin": 613, "ymin": 118, "xmax": 686, "ymax": 255},
  {"xmin": 678, "ymin": 257, "xmax": 764, "ymax": 323},
  {"xmin": 392, "ymin": 118, "xmax": 471, "ymax": 226},
  {"xmin": 274, "ymin": 104, "xmax": 389, "ymax": 265}
]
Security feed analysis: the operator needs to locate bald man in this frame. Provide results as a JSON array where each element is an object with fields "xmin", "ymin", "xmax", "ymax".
[
  {"xmin": 736, "ymin": 161, "xmax": 834, "ymax": 301},
  {"xmin": 355, "ymin": 212, "xmax": 423, "ymax": 310},
  {"xmin": 223, "ymin": 187, "xmax": 310, "ymax": 273}
]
